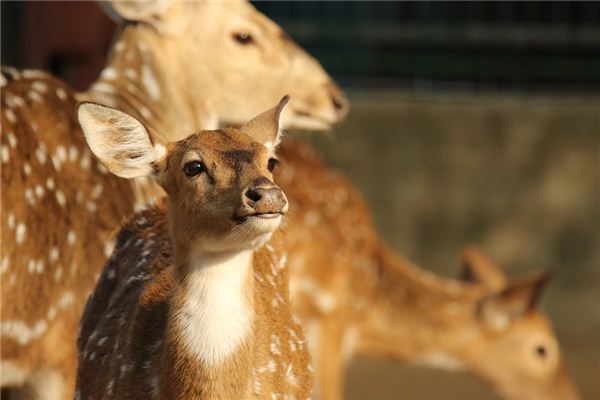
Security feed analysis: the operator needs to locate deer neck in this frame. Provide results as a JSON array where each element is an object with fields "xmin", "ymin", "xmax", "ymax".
[
  {"xmin": 82, "ymin": 25, "xmax": 218, "ymax": 207},
  {"xmin": 356, "ymin": 249, "xmax": 485, "ymax": 372},
  {"xmin": 84, "ymin": 25, "xmax": 218, "ymax": 139},
  {"xmin": 162, "ymin": 245, "xmax": 255, "ymax": 397}
]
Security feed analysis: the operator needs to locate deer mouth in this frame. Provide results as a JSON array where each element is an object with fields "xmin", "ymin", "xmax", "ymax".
[
  {"xmin": 235, "ymin": 211, "xmax": 284, "ymax": 222},
  {"xmin": 286, "ymin": 110, "xmax": 335, "ymax": 131}
]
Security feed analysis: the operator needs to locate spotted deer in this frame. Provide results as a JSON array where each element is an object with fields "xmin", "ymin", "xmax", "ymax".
[
  {"xmin": 273, "ymin": 140, "xmax": 579, "ymax": 399},
  {"xmin": 0, "ymin": 1, "xmax": 577, "ymax": 400},
  {"xmin": 74, "ymin": 97, "xmax": 312, "ymax": 399},
  {"xmin": 1, "ymin": 1, "xmax": 346, "ymax": 398},
  {"xmin": 87, "ymin": 128, "xmax": 579, "ymax": 400}
]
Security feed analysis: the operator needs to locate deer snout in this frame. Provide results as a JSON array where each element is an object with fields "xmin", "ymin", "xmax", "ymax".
[
  {"xmin": 242, "ymin": 181, "xmax": 288, "ymax": 217},
  {"xmin": 326, "ymin": 81, "xmax": 350, "ymax": 121}
]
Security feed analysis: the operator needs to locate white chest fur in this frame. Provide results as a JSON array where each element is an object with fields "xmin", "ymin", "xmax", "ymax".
[{"xmin": 175, "ymin": 250, "xmax": 253, "ymax": 366}]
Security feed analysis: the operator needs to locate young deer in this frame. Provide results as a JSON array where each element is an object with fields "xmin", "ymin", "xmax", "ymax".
[
  {"xmin": 273, "ymin": 140, "xmax": 579, "ymax": 399},
  {"xmin": 1, "ymin": 1, "xmax": 346, "ymax": 397},
  {"xmin": 74, "ymin": 97, "xmax": 312, "ymax": 399}
]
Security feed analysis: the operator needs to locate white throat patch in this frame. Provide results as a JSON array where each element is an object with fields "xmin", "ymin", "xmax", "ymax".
[{"xmin": 176, "ymin": 249, "xmax": 253, "ymax": 366}]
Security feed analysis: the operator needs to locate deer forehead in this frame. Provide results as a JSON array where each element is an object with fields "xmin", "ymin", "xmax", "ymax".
[{"xmin": 173, "ymin": 130, "xmax": 268, "ymax": 164}]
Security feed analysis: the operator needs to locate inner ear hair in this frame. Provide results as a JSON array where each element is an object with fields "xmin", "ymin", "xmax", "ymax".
[
  {"xmin": 478, "ymin": 271, "xmax": 551, "ymax": 329},
  {"xmin": 77, "ymin": 102, "xmax": 165, "ymax": 179}
]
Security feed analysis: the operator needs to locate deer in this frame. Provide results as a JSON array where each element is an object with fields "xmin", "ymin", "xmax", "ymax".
[
  {"xmin": 1, "ymin": 1, "xmax": 346, "ymax": 398},
  {"xmin": 73, "ymin": 97, "xmax": 313, "ymax": 399},
  {"xmin": 0, "ymin": 1, "xmax": 577, "ymax": 399},
  {"xmin": 272, "ymin": 139, "xmax": 580, "ymax": 400}
]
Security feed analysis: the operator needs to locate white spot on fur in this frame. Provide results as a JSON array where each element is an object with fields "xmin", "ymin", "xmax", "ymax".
[
  {"xmin": 56, "ymin": 145, "xmax": 67, "ymax": 162},
  {"xmin": 91, "ymin": 82, "xmax": 115, "ymax": 94},
  {"xmin": 142, "ymin": 64, "xmax": 161, "ymax": 100},
  {"xmin": 56, "ymin": 87, "xmax": 67, "ymax": 100},
  {"xmin": 7, "ymin": 132, "xmax": 17, "ymax": 148},
  {"xmin": 55, "ymin": 190, "xmax": 66, "ymax": 207},
  {"xmin": 35, "ymin": 185, "xmax": 45, "ymax": 198},
  {"xmin": 80, "ymin": 153, "xmax": 91, "ymax": 170},
  {"xmin": 25, "ymin": 188, "xmax": 35, "ymax": 205},
  {"xmin": 28, "ymin": 90, "xmax": 43, "ymax": 102},
  {"xmin": 46, "ymin": 177, "xmax": 55, "ymax": 190},
  {"xmin": 101, "ymin": 67, "xmax": 118, "ymax": 80},
  {"xmin": 67, "ymin": 231, "xmax": 76, "ymax": 246},
  {"xmin": 32, "ymin": 81, "xmax": 48, "ymax": 93},
  {"xmin": 5, "ymin": 109, "xmax": 16, "ymax": 123},
  {"xmin": 91, "ymin": 183, "xmax": 103, "ymax": 199},
  {"xmin": 68, "ymin": 145, "xmax": 79, "ymax": 162},
  {"xmin": 1, "ymin": 320, "xmax": 48, "ymax": 345},
  {"xmin": 49, "ymin": 247, "xmax": 59, "ymax": 263},
  {"xmin": 16, "ymin": 223, "xmax": 26, "ymax": 244},
  {"xmin": 416, "ymin": 352, "xmax": 466, "ymax": 372},
  {"xmin": 23, "ymin": 162, "xmax": 31, "ymax": 176},
  {"xmin": 176, "ymin": 250, "xmax": 253, "ymax": 366},
  {"xmin": 0, "ymin": 145, "xmax": 8, "ymax": 163},
  {"xmin": 1, "ymin": 256, "xmax": 9, "ymax": 274},
  {"xmin": 35, "ymin": 144, "xmax": 47, "ymax": 164},
  {"xmin": 7, "ymin": 212, "xmax": 15, "ymax": 229}
]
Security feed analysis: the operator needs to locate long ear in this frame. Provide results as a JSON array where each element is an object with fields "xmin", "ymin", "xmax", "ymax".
[
  {"xmin": 99, "ymin": 0, "xmax": 174, "ymax": 24},
  {"xmin": 240, "ymin": 96, "xmax": 290, "ymax": 150},
  {"xmin": 478, "ymin": 271, "xmax": 551, "ymax": 330},
  {"xmin": 77, "ymin": 102, "xmax": 166, "ymax": 179},
  {"xmin": 459, "ymin": 246, "xmax": 506, "ymax": 292}
]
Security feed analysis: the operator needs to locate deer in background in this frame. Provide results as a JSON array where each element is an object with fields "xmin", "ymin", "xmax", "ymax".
[
  {"xmin": 1, "ymin": 1, "xmax": 346, "ymax": 398},
  {"xmin": 273, "ymin": 140, "xmax": 579, "ymax": 400},
  {"xmin": 74, "ymin": 98, "xmax": 312, "ymax": 399}
]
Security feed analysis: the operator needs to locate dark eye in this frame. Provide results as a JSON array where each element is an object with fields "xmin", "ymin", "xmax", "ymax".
[
  {"xmin": 267, "ymin": 158, "xmax": 279, "ymax": 172},
  {"xmin": 233, "ymin": 32, "xmax": 253, "ymax": 45},
  {"xmin": 184, "ymin": 161, "xmax": 205, "ymax": 177},
  {"xmin": 535, "ymin": 345, "xmax": 547, "ymax": 359}
]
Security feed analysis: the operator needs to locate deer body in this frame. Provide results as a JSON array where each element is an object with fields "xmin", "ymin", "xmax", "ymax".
[
  {"xmin": 1, "ymin": 1, "xmax": 344, "ymax": 397},
  {"xmin": 75, "ymin": 99, "xmax": 312, "ymax": 399},
  {"xmin": 274, "ymin": 141, "xmax": 579, "ymax": 400},
  {"xmin": 0, "ymin": 69, "xmax": 136, "ymax": 398}
]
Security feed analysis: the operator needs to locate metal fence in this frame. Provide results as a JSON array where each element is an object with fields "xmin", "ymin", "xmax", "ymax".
[{"xmin": 256, "ymin": 1, "xmax": 600, "ymax": 93}]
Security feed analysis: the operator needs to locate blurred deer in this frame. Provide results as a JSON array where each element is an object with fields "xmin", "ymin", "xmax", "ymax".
[
  {"xmin": 73, "ymin": 98, "xmax": 312, "ymax": 400},
  {"xmin": 274, "ymin": 140, "xmax": 579, "ymax": 400},
  {"xmin": 1, "ymin": 1, "xmax": 345, "ymax": 398}
]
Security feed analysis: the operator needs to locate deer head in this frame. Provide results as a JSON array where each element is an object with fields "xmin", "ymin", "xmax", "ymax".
[
  {"xmin": 95, "ymin": 0, "xmax": 348, "ymax": 132},
  {"xmin": 460, "ymin": 249, "xmax": 579, "ymax": 400},
  {"xmin": 77, "ymin": 96, "xmax": 290, "ymax": 255}
]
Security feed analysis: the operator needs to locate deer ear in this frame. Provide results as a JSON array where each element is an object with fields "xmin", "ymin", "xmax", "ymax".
[
  {"xmin": 99, "ymin": 0, "xmax": 174, "ymax": 24},
  {"xmin": 478, "ymin": 271, "xmax": 551, "ymax": 330},
  {"xmin": 77, "ymin": 102, "xmax": 166, "ymax": 179},
  {"xmin": 240, "ymin": 96, "xmax": 289, "ymax": 150},
  {"xmin": 459, "ymin": 246, "xmax": 507, "ymax": 292}
]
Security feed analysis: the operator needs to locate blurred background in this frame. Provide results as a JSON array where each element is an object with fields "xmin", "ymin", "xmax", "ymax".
[{"xmin": 2, "ymin": 1, "xmax": 599, "ymax": 399}]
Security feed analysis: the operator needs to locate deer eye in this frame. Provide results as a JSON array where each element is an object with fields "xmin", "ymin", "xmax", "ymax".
[
  {"xmin": 184, "ymin": 161, "xmax": 205, "ymax": 177},
  {"xmin": 233, "ymin": 32, "xmax": 254, "ymax": 45},
  {"xmin": 267, "ymin": 158, "xmax": 279, "ymax": 172},
  {"xmin": 534, "ymin": 345, "xmax": 547, "ymax": 359}
]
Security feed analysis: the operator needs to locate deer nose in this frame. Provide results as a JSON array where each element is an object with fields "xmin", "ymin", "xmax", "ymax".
[
  {"xmin": 243, "ymin": 181, "xmax": 288, "ymax": 215},
  {"xmin": 326, "ymin": 81, "xmax": 350, "ymax": 121}
]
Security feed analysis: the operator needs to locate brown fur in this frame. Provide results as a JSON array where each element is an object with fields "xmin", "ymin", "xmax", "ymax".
[
  {"xmin": 0, "ymin": 69, "xmax": 135, "ymax": 397},
  {"xmin": 274, "ymin": 141, "xmax": 579, "ymax": 400},
  {"xmin": 75, "ymin": 118, "xmax": 312, "ymax": 399}
]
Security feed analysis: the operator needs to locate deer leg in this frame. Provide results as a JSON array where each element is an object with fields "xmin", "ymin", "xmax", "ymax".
[{"xmin": 314, "ymin": 318, "xmax": 345, "ymax": 400}]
